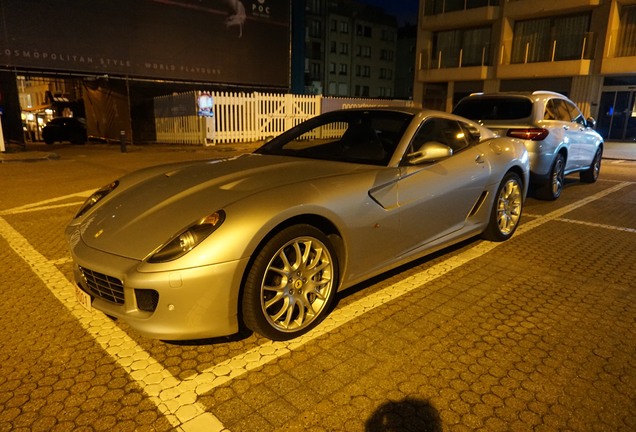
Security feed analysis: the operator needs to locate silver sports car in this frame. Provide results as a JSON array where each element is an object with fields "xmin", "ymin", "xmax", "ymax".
[{"xmin": 66, "ymin": 108, "xmax": 529, "ymax": 341}]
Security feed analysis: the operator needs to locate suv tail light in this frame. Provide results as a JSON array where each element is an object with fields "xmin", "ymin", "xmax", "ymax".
[{"xmin": 506, "ymin": 128, "xmax": 549, "ymax": 141}]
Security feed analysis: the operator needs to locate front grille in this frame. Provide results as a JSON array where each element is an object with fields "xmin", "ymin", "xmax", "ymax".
[{"xmin": 79, "ymin": 266, "xmax": 125, "ymax": 304}]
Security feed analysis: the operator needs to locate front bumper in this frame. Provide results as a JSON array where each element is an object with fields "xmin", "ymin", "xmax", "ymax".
[{"xmin": 69, "ymin": 236, "xmax": 249, "ymax": 340}]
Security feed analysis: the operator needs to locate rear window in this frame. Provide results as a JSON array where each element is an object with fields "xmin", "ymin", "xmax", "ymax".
[{"xmin": 453, "ymin": 97, "xmax": 533, "ymax": 121}]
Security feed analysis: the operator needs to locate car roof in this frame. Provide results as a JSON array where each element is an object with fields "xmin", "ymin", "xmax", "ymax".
[
  {"xmin": 332, "ymin": 106, "xmax": 423, "ymax": 115},
  {"xmin": 461, "ymin": 90, "xmax": 567, "ymax": 100},
  {"xmin": 333, "ymin": 106, "xmax": 479, "ymax": 120}
]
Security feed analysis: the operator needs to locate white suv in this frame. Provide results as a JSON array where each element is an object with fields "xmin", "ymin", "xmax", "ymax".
[{"xmin": 453, "ymin": 91, "xmax": 603, "ymax": 200}]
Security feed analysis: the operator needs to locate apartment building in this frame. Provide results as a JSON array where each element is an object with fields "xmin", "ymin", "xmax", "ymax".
[
  {"xmin": 305, "ymin": 0, "xmax": 398, "ymax": 98},
  {"xmin": 415, "ymin": 0, "xmax": 636, "ymax": 141}
]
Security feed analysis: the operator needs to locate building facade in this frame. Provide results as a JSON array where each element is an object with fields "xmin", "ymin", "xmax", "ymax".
[
  {"xmin": 415, "ymin": 0, "xmax": 636, "ymax": 141},
  {"xmin": 0, "ymin": 0, "xmax": 291, "ymax": 145},
  {"xmin": 304, "ymin": 0, "xmax": 399, "ymax": 98}
]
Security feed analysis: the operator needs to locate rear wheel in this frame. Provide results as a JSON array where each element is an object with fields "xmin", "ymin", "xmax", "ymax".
[
  {"xmin": 242, "ymin": 225, "xmax": 339, "ymax": 341},
  {"xmin": 70, "ymin": 131, "xmax": 87, "ymax": 145},
  {"xmin": 43, "ymin": 134, "xmax": 55, "ymax": 145},
  {"xmin": 580, "ymin": 148, "xmax": 602, "ymax": 183},
  {"xmin": 537, "ymin": 153, "xmax": 565, "ymax": 200},
  {"xmin": 482, "ymin": 171, "xmax": 523, "ymax": 242}
]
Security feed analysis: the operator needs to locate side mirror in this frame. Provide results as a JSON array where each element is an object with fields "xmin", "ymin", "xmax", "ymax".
[
  {"xmin": 407, "ymin": 141, "xmax": 453, "ymax": 164},
  {"xmin": 586, "ymin": 117, "xmax": 597, "ymax": 129}
]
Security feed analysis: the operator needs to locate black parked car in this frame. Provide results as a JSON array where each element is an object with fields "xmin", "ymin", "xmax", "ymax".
[{"xmin": 42, "ymin": 117, "xmax": 88, "ymax": 145}]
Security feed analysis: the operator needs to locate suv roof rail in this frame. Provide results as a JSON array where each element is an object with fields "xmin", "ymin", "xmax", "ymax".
[{"xmin": 532, "ymin": 90, "xmax": 564, "ymax": 97}]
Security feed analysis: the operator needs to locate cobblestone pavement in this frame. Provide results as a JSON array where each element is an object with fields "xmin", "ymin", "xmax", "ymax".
[{"xmin": 0, "ymin": 143, "xmax": 634, "ymax": 431}]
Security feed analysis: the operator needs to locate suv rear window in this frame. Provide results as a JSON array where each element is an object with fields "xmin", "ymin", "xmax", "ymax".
[{"xmin": 454, "ymin": 97, "xmax": 533, "ymax": 121}]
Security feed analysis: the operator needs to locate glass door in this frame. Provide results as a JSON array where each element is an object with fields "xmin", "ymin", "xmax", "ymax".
[{"xmin": 597, "ymin": 89, "xmax": 636, "ymax": 141}]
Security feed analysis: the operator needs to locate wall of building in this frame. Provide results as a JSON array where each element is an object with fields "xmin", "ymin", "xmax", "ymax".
[{"xmin": 415, "ymin": 0, "xmax": 636, "ymax": 140}]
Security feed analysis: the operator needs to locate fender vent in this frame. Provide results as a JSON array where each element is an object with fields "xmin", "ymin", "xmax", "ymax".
[{"xmin": 468, "ymin": 191, "xmax": 489, "ymax": 217}]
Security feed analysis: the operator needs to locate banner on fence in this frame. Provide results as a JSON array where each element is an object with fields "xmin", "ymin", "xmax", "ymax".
[
  {"xmin": 322, "ymin": 97, "xmax": 418, "ymax": 113},
  {"xmin": 154, "ymin": 92, "xmax": 197, "ymax": 118}
]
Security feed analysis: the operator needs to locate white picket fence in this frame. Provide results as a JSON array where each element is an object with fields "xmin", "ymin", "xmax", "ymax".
[{"xmin": 154, "ymin": 91, "xmax": 416, "ymax": 145}]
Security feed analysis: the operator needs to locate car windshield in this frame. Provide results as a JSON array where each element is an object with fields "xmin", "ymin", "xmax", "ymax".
[
  {"xmin": 453, "ymin": 97, "xmax": 533, "ymax": 121},
  {"xmin": 256, "ymin": 110, "xmax": 414, "ymax": 166}
]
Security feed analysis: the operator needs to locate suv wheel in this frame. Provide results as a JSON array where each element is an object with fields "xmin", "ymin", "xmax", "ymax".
[
  {"xmin": 537, "ymin": 153, "xmax": 565, "ymax": 201},
  {"xmin": 580, "ymin": 148, "xmax": 602, "ymax": 183}
]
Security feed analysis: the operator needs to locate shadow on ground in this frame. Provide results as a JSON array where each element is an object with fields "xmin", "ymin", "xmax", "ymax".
[{"xmin": 365, "ymin": 397, "xmax": 442, "ymax": 432}]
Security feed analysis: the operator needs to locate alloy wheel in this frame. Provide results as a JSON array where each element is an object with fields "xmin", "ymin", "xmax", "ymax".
[
  {"xmin": 496, "ymin": 177, "xmax": 522, "ymax": 236},
  {"xmin": 260, "ymin": 236, "xmax": 335, "ymax": 333},
  {"xmin": 551, "ymin": 156, "xmax": 565, "ymax": 197}
]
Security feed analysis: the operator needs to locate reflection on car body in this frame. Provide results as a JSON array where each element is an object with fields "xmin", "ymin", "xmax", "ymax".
[
  {"xmin": 453, "ymin": 91, "xmax": 604, "ymax": 200},
  {"xmin": 66, "ymin": 108, "xmax": 529, "ymax": 341}
]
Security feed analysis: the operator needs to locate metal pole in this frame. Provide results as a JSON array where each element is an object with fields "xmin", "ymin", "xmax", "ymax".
[{"xmin": 120, "ymin": 130, "xmax": 127, "ymax": 153}]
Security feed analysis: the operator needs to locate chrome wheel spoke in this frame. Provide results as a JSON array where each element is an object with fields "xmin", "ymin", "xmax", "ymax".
[
  {"xmin": 299, "ymin": 294, "xmax": 317, "ymax": 317},
  {"xmin": 270, "ymin": 296, "xmax": 292, "ymax": 322},
  {"xmin": 279, "ymin": 244, "xmax": 297, "ymax": 272},
  {"xmin": 263, "ymin": 289, "xmax": 285, "ymax": 310}
]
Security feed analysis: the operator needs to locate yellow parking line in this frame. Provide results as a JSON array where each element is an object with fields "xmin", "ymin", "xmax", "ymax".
[
  {"xmin": 555, "ymin": 218, "xmax": 636, "ymax": 233},
  {"xmin": 0, "ymin": 216, "xmax": 225, "ymax": 432},
  {"xmin": 0, "ymin": 190, "xmax": 94, "ymax": 216}
]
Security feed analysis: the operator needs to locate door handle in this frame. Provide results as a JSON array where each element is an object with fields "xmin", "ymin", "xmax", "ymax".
[
  {"xmin": 563, "ymin": 125, "xmax": 570, "ymax": 130},
  {"xmin": 475, "ymin": 154, "xmax": 485, "ymax": 164}
]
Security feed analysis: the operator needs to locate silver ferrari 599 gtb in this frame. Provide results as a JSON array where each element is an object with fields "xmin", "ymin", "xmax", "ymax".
[{"xmin": 66, "ymin": 108, "xmax": 529, "ymax": 341}]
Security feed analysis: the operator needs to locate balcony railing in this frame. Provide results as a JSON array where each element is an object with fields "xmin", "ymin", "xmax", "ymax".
[
  {"xmin": 509, "ymin": 32, "xmax": 595, "ymax": 64},
  {"xmin": 607, "ymin": 28, "xmax": 636, "ymax": 58},
  {"xmin": 421, "ymin": 44, "xmax": 493, "ymax": 69},
  {"xmin": 424, "ymin": 0, "xmax": 499, "ymax": 16}
]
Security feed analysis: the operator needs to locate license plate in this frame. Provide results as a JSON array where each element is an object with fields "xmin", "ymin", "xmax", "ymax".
[{"xmin": 75, "ymin": 285, "xmax": 92, "ymax": 311}]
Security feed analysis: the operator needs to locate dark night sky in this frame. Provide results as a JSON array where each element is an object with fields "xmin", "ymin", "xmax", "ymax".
[{"xmin": 358, "ymin": 0, "xmax": 420, "ymax": 25}]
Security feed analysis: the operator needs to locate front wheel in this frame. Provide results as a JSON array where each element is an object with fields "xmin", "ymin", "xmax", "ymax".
[
  {"xmin": 242, "ymin": 225, "xmax": 339, "ymax": 341},
  {"xmin": 481, "ymin": 171, "xmax": 523, "ymax": 242},
  {"xmin": 580, "ymin": 148, "xmax": 602, "ymax": 183}
]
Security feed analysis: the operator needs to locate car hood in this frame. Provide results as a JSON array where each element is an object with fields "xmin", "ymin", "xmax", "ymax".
[{"xmin": 78, "ymin": 154, "xmax": 369, "ymax": 260}]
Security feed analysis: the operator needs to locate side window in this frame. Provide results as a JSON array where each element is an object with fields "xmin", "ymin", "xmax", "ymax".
[
  {"xmin": 551, "ymin": 99, "xmax": 572, "ymax": 122},
  {"xmin": 565, "ymin": 100, "xmax": 586, "ymax": 125},
  {"xmin": 544, "ymin": 99, "xmax": 558, "ymax": 120},
  {"xmin": 410, "ymin": 118, "xmax": 469, "ymax": 155}
]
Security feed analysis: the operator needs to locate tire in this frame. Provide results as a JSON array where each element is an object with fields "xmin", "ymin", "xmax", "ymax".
[
  {"xmin": 580, "ymin": 148, "xmax": 602, "ymax": 183},
  {"xmin": 481, "ymin": 171, "xmax": 523, "ymax": 242},
  {"xmin": 70, "ymin": 131, "xmax": 87, "ymax": 145},
  {"xmin": 537, "ymin": 153, "xmax": 565, "ymax": 201},
  {"xmin": 242, "ymin": 224, "xmax": 339, "ymax": 341}
]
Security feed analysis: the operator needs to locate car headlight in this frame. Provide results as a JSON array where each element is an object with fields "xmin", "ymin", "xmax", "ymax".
[
  {"xmin": 75, "ymin": 181, "xmax": 119, "ymax": 218},
  {"xmin": 148, "ymin": 210, "xmax": 226, "ymax": 263}
]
